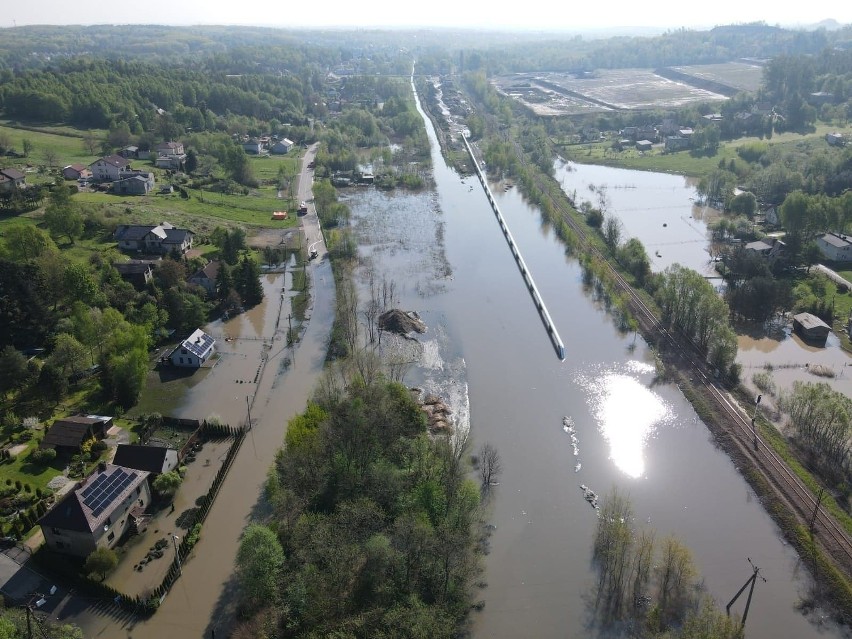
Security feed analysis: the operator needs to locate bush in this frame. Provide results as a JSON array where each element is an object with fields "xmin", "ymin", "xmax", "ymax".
[{"xmin": 30, "ymin": 447, "xmax": 57, "ymax": 465}]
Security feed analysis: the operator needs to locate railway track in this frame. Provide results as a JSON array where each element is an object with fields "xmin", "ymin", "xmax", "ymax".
[
  {"xmin": 462, "ymin": 139, "xmax": 852, "ymax": 558},
  {"xmin": 524, "ymin": 171, "xmax": 852, "ymax": 572}
]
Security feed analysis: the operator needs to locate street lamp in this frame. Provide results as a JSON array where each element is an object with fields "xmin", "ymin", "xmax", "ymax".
[{"xmin": 172, "ymin": 535, "xmax": 181, "ymax": 576}]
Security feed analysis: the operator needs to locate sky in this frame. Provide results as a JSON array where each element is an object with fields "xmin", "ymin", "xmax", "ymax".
[{"xmin": 3, "ymin": 0, "xmax": 851, "ymax": 32}]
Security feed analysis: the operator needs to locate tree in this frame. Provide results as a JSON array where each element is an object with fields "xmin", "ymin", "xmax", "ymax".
[
  {"xmin": 0, "ymin": 346, "xmax": 28, "ymax": 397},
  {"xmin": 48, "ymin": 333, "xmax": 87, "ymax": 378},
  {"xmin": 82, "ymin": 131, "xmax": 100, "ymax": 155},
  {"xmin": 779, "ymin": 190, "xmax": 810, "ymax": 260},
  {"xmin": 38, "ymin": 363, "xmax": 68, "ymax": 404},
  {"xmin": 21, "ymin": 138, "xmax": 33, "ymax": 158},
  {"xmin": 236, "ymin": 524, "xmax": 284, "ymax": 614},
  {"xmin": 729, "ymin": 192, "xmax": 757, "ymax": 218},
  {"xmin": 235, "ymin": 255, "xmax": 263, "ymax": 306},
  {"xmin": 476, "ymin": 442, "xmax": 502, "ymax": 494},
  {"xmin": 2, "ymin": 224, "xmax": 57, "ymax": 261},
  {"xmin": 602, "ymin": 214, "xmax": 623, "ymax": 250},
  {"xmin": 63, "ymin": 262, "xmax": 101, "ymax": 305},
  {"xmin": 152, "ymin": 470, "xmax": 183, "ymax": 497},
  {"xmin": 43, "ymin": 148, "xmax": 58, "ymax": 168},
  {"xmin": 185, "ymin": 148, "xmax": 198, "ymax": 174},
  {"xmin": 84, "ymin": 547, "xmax": 118, "ymax": 580}
]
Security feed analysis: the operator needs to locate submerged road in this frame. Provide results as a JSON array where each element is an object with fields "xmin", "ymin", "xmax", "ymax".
[{"xmin": 60, "ymin": 144, "xmax": 336, "ymax": 638}]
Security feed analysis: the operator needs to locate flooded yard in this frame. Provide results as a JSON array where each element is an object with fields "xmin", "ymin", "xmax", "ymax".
[{"xmin": 105, "ymin": 437, "xmax": 233, "ymax": 597}]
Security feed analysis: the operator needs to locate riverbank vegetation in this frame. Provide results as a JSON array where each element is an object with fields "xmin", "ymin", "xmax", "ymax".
[
  {"xmin": 233, "ymin": 380, "xmax": 481, "ymax": 637},
  {"xmin": 593, "ymin": 490, "xmax": 742, "ymax": 638}
]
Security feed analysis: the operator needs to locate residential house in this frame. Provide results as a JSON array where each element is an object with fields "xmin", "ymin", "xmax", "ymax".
[
  {"xmin": 168, "ymin": 328, "xmax": 215, "ymax": 368},
  {"xmin": 826, "ymin": 132, "xmax": 845, "ymax": 147},
  {"xmin": 702, "ymin": 113, "xmax": 724, "ymax": 124},
  {"xmin": 154, "ymin": 141, "xmax": 186, "ymax": 170},
  {"xmin": 113, "ymin": 261, "xmax": 155, "ymax": 289},
  {"xmin": 271, "ymin": 138, "xmax": 294, "ymax": 154},
  {"xmin": 39, "ymin": 463, "xmax": 151, "ymax": 557},
  {"xmin": 637, "ymin": 125, "xmax": 658, "ymax": 142},
  {"xmin": 792, "ymin": 312, "xmax": 831, "ymax": 343},
  {"xmin": 0, "ymin": 168, "xmax": 26, "ymax": 192},
  {"xmin": 112, "ymin": 172, "xmax": 155, "ymax": 195},
  {"xmin": 112, "ymin": 444, "xmax": 179, "ymax": 477},
  {"xmin": 635, "ymin": 140, "xmax": 653, "ymax": 152},
  {"xmin": 118, "ymin": 146, "xmax": 139, "ymax": 159},
  {"xmin": 114, "ymin": 223, "xmax": 194, "ymax": 255},
  {"xmin": 89, "ymin": 155, "xmax": 132, "ymax": 182},
  {"xmin": 678, "ymin": 128, "xmax": 694, "ymax": 139},
  {"xmin": 744, "ymin": 237, "xmax": 785, "ymax": 261},
  {"xmin": 187, "ymin": 261, "xmax": 221, "ymax": 298},
  {"xmin": 41, "ymin": 415, "xmax": 113, "ymax": 455},
  {"xmin": 62, "ymin": 164, "xmax": 92, "ymax": 181},
  {"xmin": 242, "ymin": 139, "xmax": 264, "ymax": 154},
  {"xmin": 816, "ymin": 232, "xmax": 852, "ymax": 262}
]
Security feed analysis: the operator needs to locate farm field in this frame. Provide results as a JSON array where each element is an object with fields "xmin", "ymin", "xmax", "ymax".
[{"xmin": 671, "ymin": 61, "xmax": 765, "ymax": 92}]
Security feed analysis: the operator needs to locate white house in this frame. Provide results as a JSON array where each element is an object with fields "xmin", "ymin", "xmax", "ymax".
[
  {"xmin": 114, "ymin": 222, "xmax": 194, "ymax": 255},
  {"xmin": 169, "ymin": 329, "xmax": 215, "ymax": 368},
  {"xmin": 39, "ymin": 463, "xmax": 151, "ymax": 558},
  {"xmin": 89, "ymin": 155, "xmax": 132, "ymax": 182},
  {"xmin": 816, "ymin": 232, "xmax": 852, "ymax": 262}
]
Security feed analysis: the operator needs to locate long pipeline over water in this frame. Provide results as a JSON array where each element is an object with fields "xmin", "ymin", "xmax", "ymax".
[{"xmin": 461, "ymin": 134, "xmax": 565, "ymax": 360}]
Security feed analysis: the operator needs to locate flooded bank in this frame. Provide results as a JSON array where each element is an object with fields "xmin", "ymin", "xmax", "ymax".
[
  {"xmin": 337, "ymin": 80, "xmax": 848, "ymax": 638},
  {"xmin": 69, "ymin": 256, "xmax": 336, "ymax": 638}
]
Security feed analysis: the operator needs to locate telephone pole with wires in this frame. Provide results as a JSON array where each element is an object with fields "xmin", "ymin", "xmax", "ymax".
[{"xmin": 726, "ymin": 557, "xmax": 767, "ymax": 629}]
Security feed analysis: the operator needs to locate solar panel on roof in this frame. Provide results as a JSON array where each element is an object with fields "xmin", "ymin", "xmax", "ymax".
[
  {"xmin": 183, "ymin": 332, "xmax": 214, "ymax": 358},
  {"xmin": 81, "ymin": 468, "xmax": 135, "ymax": 517}
]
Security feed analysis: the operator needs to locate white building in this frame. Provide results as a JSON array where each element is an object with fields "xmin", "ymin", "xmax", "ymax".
[
  {"xmin": 169, "ymin": 329, "xmax": 215, "ymax": 368},
  {"xmin": 89, "ymin": 155, "xmax": 132, "ymax": 182},
  {"xmin": 816, "ymin": 232, "xmax": 852, "ymax": 262}
]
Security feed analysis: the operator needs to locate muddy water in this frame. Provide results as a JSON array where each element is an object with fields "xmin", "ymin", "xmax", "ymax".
[
  {"xmin": 554, "ymin": 160, "xmax": 722, "ymax": 278},
  {"xmin": 72, "ymin": 258, "xmax": 336, "ymax": 638},
  {"xmin": 346, "ymin": 81, "xmax": 845, "ymax": 638}
]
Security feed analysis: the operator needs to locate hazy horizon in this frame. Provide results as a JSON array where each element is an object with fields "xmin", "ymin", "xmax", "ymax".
[{"xmin": 2, "ymin": 0, "xmax": 850, "ymax": 34}]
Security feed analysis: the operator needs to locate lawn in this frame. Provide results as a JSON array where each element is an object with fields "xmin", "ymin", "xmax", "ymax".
[
  {"xmin": 671, "ymin": 62, "xmax": 765, "ymax": 92},
  {"xmin": 0, "ymin": 121, "xmax": 103, "ymax": 168}
]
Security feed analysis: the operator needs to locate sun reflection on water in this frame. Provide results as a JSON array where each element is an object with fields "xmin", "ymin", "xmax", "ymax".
[{"xmin": 579, "ymin": 361, "xmax": 672, "ymax": 478}]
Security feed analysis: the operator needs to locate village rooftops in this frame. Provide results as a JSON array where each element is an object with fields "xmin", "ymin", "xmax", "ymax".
[
  {"xmin": 92, "ymin": 155, "xmax": 132, "ymax": 169},
  {"xmin": 819, "ymin": 232, "xmax": 852, "ymax": 249}
]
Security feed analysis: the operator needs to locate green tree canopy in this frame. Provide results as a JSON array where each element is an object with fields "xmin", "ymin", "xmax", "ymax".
[
  {"xmin": 235, "ymin": 524, "xmax": 284, "ymax": 614},
  {"xmin": 84, "ymin": 547, "xmax": 118, "ymax": 581}
]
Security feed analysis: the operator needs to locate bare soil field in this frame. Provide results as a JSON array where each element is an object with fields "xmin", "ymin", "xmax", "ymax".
[
  {"xmin": 494, "ymin": 69, "xmax": 728, "ymax": 115},
  {"xmin": 671, "ymin": 62, "xmax": 765, "ymax": 93}
]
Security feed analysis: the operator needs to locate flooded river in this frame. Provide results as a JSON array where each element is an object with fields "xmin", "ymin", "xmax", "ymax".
[{"xmin": 340, "ymin": 82, "xmax": 847, "ymax": 638}]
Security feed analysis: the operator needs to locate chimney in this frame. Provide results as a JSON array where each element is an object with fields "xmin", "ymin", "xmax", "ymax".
[{"xmin": 97, "ymin": 462, "xmax": 107, "ymax": 474}]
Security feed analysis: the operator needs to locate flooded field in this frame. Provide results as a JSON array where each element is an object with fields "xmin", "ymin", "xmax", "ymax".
[
  {"xmin": 553, "ymin": 158, "xmax": 852, "ymax": 426},
  {"xmin": 554, "ymin": 158, "xmax": 722, "ymax": 278},
  {"xmin": 332, "ymin": 80, "xmax": 851, "ymax": 639}
]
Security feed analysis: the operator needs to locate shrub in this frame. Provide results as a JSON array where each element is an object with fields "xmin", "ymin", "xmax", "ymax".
[{"xmin": 30, "ymin": 448, "xmax": 57, "ymax": 465}]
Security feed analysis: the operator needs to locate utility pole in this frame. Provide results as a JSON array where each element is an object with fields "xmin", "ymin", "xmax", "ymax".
[
  {"xmin": 752, "ymin": 394, "xmax": 761, "ymax": 449},
  {"xmin": 172, "ymin": 535, "xmax": 181, "ymax": 576},
  {"xmin": 287, "ymin": 313, "xmax": 293, "ymax": 346},
  {"xmin": 245, "ymin": 394, "xmax": 252, "ymax": 430},
  {"xmin": 810, "ymin": 487, "xmax": 826, "ymax": 536},
  {"xmin": 726, "ymin": 557, "xmax": 766, "ymax": 629}
]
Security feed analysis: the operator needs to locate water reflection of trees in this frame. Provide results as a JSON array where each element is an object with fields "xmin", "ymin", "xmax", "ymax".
[{"xmin": 591, "ymin": 489, "xmax": 743, "ymax": 638}]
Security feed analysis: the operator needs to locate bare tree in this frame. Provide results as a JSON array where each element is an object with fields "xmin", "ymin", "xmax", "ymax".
[
  {"xmin": 43, "ymin": 147, "xmax": 58, "ymax": 168},
  {"xmin": 82, "ymin": 131, "xmax": 100, "ymax": 155},
  {"xmin": 477, "ymin": 442, "xmax": 502, "ymax": 492}
]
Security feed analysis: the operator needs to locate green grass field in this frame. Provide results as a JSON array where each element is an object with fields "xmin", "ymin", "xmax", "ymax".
[
  {"xmin": 0, "ymin": 121, "xmax": 104, "ymax": 168},
  {"xmin": 563, "ymin": 124, "xmax": 846, "ymax": 177}
]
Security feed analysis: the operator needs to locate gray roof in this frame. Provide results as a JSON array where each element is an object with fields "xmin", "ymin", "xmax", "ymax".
[
  {"xmin": 162, "ymin": 228, "xmax": 193, "ymax": 245},
  {"xmin": 820, "ymin": 233, "xmax": 852, "ymax": 249},
  {"xmin": 94, "ymin": 155, "xmax": 131, "ymax": 169},
  {"xmin": 793, "ymin": 312, "xmax": 830, "ymax": 331},
  {"xmin": 115, "ymin": 225, "xmax": 157, "ymax": 241}
]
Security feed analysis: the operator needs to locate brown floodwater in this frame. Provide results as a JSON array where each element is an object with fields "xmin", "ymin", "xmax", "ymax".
[
  {"xmin": 343, "ymin": 80, "xmax": 849, "ymax": 638},
  {"xmin": 68, "ymin": 258, "xmax": 336, "ymax": 638}
]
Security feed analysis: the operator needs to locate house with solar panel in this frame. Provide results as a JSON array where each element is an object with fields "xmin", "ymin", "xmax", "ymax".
[
  {"xmin": 168, "ymin": 328, "xmax": 216, "ymax": 368},
  {"xmin": 38, "ymin": 463, "xmax": 151, "ymax": 557}
]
